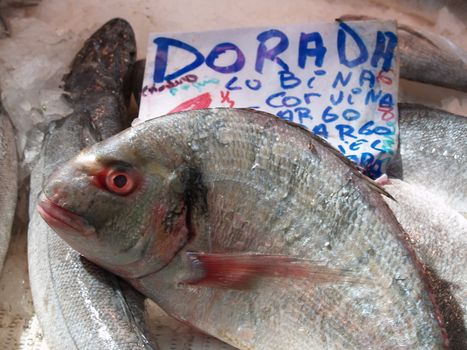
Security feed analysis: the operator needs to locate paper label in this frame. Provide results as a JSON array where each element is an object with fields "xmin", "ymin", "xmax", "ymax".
[{"xmin": 138, "ymin": 20, "xmax": 399, "ymax": 178}]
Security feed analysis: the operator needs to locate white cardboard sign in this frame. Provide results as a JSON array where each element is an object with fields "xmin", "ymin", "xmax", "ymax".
[{"xmin": 137, "ymin": 20, "xmax": 399, "ymax": 178}]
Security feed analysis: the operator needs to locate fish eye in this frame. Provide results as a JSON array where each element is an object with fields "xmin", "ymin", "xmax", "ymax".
[
  {"xmin": 113, "ymin": 174, "xmax": 127, "ymax": 188},
  {"xmin": 104, "ymin": 168, "xmax": 137, "ymax": 195}
]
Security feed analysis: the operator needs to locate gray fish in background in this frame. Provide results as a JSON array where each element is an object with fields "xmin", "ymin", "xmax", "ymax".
[
  {"xmin": 0, "ymin": 0, "xmax": 41, "ymax": 37},
  {"xmin": 370, "ymin": 0, "xmax": 467, "ymax": 24},
  {"xmin": 398, "ymin": 24, "xmax": 467, "ymax": 92},
  {"xmin": 39, "ymin": 108, "xmax": 449, "ymax": 349},
  {"xmin": 0, "ymin": 102, "xmax": 17, "ymax": 274},
  {"xmin": 338, "ymin": 15, "xmax": 467, "ymax": 92},
  {"xmin": 27, "ymin": 18, "xmax": 152, "ymax": 350},
  {"xmin": 388, "ymin": 103, "xmax": 467, "ymax": 215},
  {"xmin": 384, "ymin": 179, "xmax": 467, "ymax": 349}
]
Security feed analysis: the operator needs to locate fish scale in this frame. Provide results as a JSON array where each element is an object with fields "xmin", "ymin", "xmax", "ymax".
[
  {"xmin": 384, "ymin": 179, "xmax": 467, "ymax": 348},
  {"xmin": 40, "ymin": 108, "xmax": 449, "ymax": 349},
  {"xmin": 388, "ymin": 104, "xmax": 467, "ymax": 215}
]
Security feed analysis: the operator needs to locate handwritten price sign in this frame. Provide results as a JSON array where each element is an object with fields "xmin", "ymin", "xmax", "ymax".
[{"xmin": 138, "ymin": 20, "xmax": 399, "ymax": 178}]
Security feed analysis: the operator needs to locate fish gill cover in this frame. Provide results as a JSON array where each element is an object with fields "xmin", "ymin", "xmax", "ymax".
[{"xmin": 137, "ymin": 20, "xmax": 399, "ymax": 179}]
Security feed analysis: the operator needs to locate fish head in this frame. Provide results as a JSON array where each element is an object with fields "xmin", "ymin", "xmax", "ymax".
[{"xmin": 37, "ymin": 127, "xmax": 191, "ymax": 278}]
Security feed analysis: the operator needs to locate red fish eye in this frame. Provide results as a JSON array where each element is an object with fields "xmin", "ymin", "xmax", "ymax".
[{"xmin": 105, "ymin": 169, "xmax": 136, "ymax": 195}]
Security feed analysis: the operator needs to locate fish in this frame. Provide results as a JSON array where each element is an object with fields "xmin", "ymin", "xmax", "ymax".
[
  {"xmin": 0, "ymin": 0, "xmax": 41, "ymax": 37},
  {"xmin": 369, "ymin": 0, "xmax": 467, "ymax": 25},
  {"xmin": 388, "ymin": 103, "xmax": 467, "ymax": 215},
  {"xmin": 38, "ymin": 108, "xmax": 449, "ymax": 349},
  {"xmin": 398, "ymin": 24, "xmax": 467, "ymax": 92},
  {"xmin": 0, "ymin": 100, "xmax": 17, "ymax": 274},
  {"xmin": 131, "ymin": 59, "xmax": 146, "ymax": 107},
  {"xmin": 384, "ymin": 178, "xmax": 467, "ymax": 349},
  {"xmin": 27, "ymin": 18, "xmax": 154, "ymax": 350},
  {"xmin": 338, "ymin": 16, "xmax": 467, "ymax": 92},
  {"xmin": 28, "ymin": 18, "xmax": 237, "ymax": 350}
]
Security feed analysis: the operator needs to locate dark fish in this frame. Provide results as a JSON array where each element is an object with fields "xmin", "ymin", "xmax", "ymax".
[
  {"xmin": 27, "ymin": 18, "xmax": 152, "ymax": 350},
  {"xmin": 131, "ymin": 59, "xmax": 146, "ymax": 107},
  {"xmin": 39, "ymin": 108, "xmax": 448, "ymax": 349},
  {"xmin": 388, "ymin": 103, "xmax": 467, "ymax": 215}
]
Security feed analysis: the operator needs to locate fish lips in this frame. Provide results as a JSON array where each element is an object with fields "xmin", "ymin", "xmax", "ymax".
[{"xmin": 37, "ymin": 196, "xmax": 96, "ymax": 238}]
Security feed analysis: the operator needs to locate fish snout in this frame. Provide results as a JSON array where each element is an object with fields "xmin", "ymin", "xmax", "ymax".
[
  {"xmin": 37, "ymin": 194, "xmax": 96, "ymax": 238},
  {"xmin": 42, "ymin": 161, "xmax": 96, "ymax": 210}
]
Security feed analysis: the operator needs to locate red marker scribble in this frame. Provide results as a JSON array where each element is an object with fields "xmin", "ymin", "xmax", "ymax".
[
  {"xmin": 377, "ymin": 70, "xmax": 393, "ymax": 85},
  {"xmin": 220, "ymin": 90, "xmax": 235, "ymax": 107},
  {"xmin": 378, "ymin": 106, "xmax": 396, "ymax": 121},
  {"xmin": 169, "ymin": 92, "xmax": 212, "ymax": 113}
]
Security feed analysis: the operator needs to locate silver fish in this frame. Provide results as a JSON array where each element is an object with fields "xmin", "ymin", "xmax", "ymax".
[
  {"xmin": 384, "ymin": 179, "xmax": 467, "ymax": 349},
  {"xmin": 0, "ymin": 101, "xmax": 17, "ymax": 274},
  {"xmin": 28, "ymin": 18, "xmax": 236, "ymax": 350},
  {"xmin": 388, "ymin": 103, "xmax": 467, "ymax": 215},
  {"xmin": 27, "ymin": 18, "xmax": 152, "ymax": 350},
  {"xmin": 338, "ymin": 16, "xmax": 467, "ymax": 92},
  {"xmin": 39, "ymin": 108, "xmax": 448, "ymax": 349}
]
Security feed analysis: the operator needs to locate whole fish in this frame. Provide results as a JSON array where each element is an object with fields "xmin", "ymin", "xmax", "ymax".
[
  {"xmin": 338, "ymin": 16, "xmax": 467, "ymax": 92},
  {"xmin": 39, "ymin": 108, "xmax": 448, "ymax": 349},
  {"xmin": 388, "ymin": 103, "xmax": 467, "ymax": 215},
  {"xmin": 384, "ymin": 179, "xmax": 467, "ymax": 349},
  {"xmin": 27, "ymin": 18, "xmax": 152, "ymax": 350},
  {"xmin": 0, "ymin": 101, "xmax": 17, "ymax": 274}
]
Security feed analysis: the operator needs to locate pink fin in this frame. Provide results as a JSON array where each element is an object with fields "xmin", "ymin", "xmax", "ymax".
[
  {"xmin": 374, "ymin": 174, "xmax": 390, "ymax": 186},
  {"xmin": 185, "ymin": 252, "xmax": 365, "ymax": 289}
]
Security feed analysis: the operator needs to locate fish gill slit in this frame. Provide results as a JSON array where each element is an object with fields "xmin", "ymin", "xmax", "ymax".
[{"xmin": 183, "ymin": 166, "xmax": 209, "ymax": 245}]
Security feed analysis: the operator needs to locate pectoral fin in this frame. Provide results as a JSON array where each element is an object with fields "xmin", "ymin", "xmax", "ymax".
[{"xmin": 184, "ymin": 252, "xmax": 366, "ymax": 290}]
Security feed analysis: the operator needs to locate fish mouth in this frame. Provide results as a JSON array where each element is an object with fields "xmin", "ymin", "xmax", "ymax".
[{"xmin": 37, "ymin": 197, "xmax": 96, "ymax": 237}]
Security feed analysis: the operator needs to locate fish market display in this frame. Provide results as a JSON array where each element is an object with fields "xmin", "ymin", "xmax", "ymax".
[
  {"xmin": 384, "ymin": 179, "xmax": 467, "ymax": 349},
  {"xmin": 39, "ymin": 108, "xmax": 449, "ymax": 349},
  {"xmin": 27, "ymin": 18, "xmax": 151, "ymax": 350},
  {"xmin": 0, "ymin": 102, "xmax": 17, "ymax": 274},
  {"xmin": 388, "ymin": 103, "xmax": 467, "ymax": 214}
]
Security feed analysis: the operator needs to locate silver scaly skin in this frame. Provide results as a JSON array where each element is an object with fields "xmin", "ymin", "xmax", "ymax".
[
  {"xmin": 40, "ymin": 108, "xmax": 448, "ymax": 349},
  {"xmin": 0, "ymin": 103, "xmax": 17, "ymax": 274},
  {"xmin": 385, "ymin": 179, "xmax": 467, "ymax": 349},
  {"xmin": 388, "ymin": 104, "xmax": 467, "ymax": 215}
]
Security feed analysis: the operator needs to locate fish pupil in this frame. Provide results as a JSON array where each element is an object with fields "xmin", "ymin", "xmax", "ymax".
[{"xmin": 113, "ymin": 174, "xmax": 127, "ymax": 188}]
